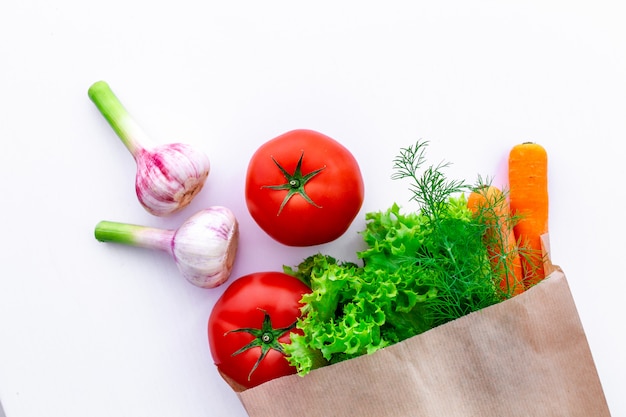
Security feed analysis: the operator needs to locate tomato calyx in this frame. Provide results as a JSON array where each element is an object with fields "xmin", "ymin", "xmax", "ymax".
[
  {"xmin": 226, "ymin": 309, "xmax": 297, "ymax": 381},
  {"xmin": 261, "ymin": 151, "xmax": 326, "ymax": 215}
]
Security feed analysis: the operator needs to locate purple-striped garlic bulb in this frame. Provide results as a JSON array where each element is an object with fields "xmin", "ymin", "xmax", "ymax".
[
  {"xmin": 94, "ymin": 206, "xmax": 239, "ymax": 288},
  {"xmin": 88, "ymin": 80, "xmax": 210, "ymax": 216}
]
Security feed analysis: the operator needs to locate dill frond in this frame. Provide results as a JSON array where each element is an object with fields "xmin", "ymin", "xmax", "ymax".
[{"xmin": 392, "ymin": 140, "xmax": 469, "ymax": 218}]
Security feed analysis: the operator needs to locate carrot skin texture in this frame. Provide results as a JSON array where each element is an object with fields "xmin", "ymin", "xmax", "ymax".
[
  {"xmin": 508, "ymin": 142, "xmax": 549, "ymax": 288},
  {"xmin": 467, "ymin": 185, "xmax": 525, "ymax": 296}
]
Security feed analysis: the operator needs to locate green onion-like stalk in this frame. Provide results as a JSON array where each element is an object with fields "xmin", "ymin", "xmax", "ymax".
[
  {"xmin": 95, "ymin": 206, "xmax": 239, "ymax": 288},
  {"xmin": 88, "ymin": 80, "xmax": 211, "ymax": 217}
]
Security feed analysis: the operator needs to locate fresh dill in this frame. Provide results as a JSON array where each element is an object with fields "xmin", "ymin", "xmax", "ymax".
[{"xmin": 392, "ymin": 140, "xmax": 469, "ymax": 218}]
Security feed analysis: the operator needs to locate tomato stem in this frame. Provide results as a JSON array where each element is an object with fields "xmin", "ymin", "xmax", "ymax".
[
  {"xmin": 262, "ymin": 151, "xmax": 326, "ymax": 215},
  {"xmin": 226, "ymin": 309, "xmax": 296, "ymax": 381}
]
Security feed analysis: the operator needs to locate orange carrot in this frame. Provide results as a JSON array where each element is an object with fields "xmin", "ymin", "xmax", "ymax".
[
  {"xmin": 508, "ymin": 142, "xmax": 549, "ymax": 288},
  {"xmin": 467, "ymin": 185, "xmax": 525, "ymax": 297}
]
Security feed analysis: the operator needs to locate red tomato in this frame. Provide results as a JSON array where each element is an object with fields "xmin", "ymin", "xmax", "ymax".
[
  {"xmin": 208, "ymin": 272, "xmax": 310, "ymax": 389},
  {"xmin": 245, "ymin": 129, "xmax": 364, "ymax": 246}
]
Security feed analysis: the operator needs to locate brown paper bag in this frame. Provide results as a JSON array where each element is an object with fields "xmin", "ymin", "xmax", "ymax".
[{"xmin": 236, "ymin": 268, "xmax": 611, "ymax": 417}]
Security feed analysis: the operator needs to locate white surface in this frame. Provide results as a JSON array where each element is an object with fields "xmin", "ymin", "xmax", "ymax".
[{"xmin": 1, "ymin": 1, "xmax": 624, "ymax": 416}]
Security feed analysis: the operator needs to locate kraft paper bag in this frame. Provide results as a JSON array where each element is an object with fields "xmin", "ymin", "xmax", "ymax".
[{"xmin": 235, "ymin": 268, "xmax": 611, "ymax": 417}]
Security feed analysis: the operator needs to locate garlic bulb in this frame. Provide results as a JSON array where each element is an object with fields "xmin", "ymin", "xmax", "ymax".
[
  {"xmin": 134, "ymin": 143, "xmax": 210, "ymax": 216},
  {"xmin": 94, "ymin": 206, "xmax": 239, "ymax": 288},
  {"xmin": 88, "ymin": 80, "xmax": 210, "ymax": 216}
]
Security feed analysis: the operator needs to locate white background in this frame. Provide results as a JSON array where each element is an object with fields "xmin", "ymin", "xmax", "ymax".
[{"xmin": 1, "ymin": 1, "xmax": 624, "ymax": 416}]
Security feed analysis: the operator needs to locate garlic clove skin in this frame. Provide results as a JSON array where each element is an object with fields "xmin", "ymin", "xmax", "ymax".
[
  {"xmin": 171, "ymin": 206, "xmax": 239, "ymax": 288},
  {"xmin": 135, "ymin": 143, "xmax": 211, "ymax": 217}
]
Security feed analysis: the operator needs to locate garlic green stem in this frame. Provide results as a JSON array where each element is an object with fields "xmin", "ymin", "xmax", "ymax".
[
  {"xmin": 88, "ymin": 81, "xmax": 151, "ymax": 156},
  {"xmin": 95, "ymin": 221, "xmax": 174, "ymax": 253}
]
